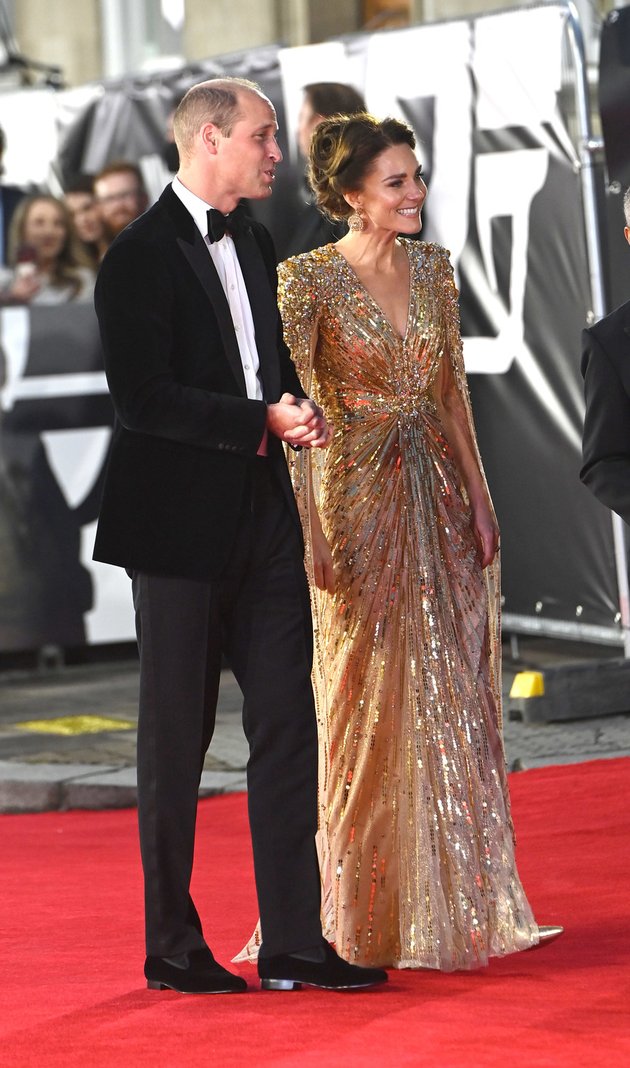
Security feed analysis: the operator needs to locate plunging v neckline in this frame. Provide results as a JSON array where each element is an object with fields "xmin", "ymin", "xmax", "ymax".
[{"xmin": 331, "ymin": 240, "xmax": 413, "ymax": 343}]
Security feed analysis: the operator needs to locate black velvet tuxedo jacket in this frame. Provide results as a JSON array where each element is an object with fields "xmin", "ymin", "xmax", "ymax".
[
  {"xmin": 93, "ymin": 184, "xmax": 306, "ymax": 579},
  {"xmin": 581, "ymin": 298, "xmax": 630, "ymax": 525}
]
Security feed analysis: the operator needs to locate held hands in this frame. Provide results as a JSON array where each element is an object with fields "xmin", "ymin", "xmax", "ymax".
[
  {"xmin": 471, "ymin": 498, "xmax": 500, "ymax": 569},
  {"xmin": 266, "ymin": 393, "xmax": 333, "ymax": 449}
]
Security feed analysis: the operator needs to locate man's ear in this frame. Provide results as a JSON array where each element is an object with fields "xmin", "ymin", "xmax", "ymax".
[
  {"xmin": 201, "ymin": 123, "xmax": 220, "ymax": 154},
  {"xmin": 625, "ymin": 225, "xmax": 630, "ymax": 247}
]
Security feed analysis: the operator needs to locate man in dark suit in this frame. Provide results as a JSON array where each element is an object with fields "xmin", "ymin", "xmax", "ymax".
[
  {"xmin": 283, "ymin": 82, "xmax": 366, "ymax": 258},
  {"xmin": 94, "ymin": 77, "xmax": 387, "ymax": 995},
  {"xmin": 581, "ymin": 186, "xmax": 630, "ymax": 521}
]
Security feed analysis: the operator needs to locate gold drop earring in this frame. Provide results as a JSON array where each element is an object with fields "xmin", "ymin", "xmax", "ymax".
[{"xmin": 347, "ymin": 209, "xmax": 365, "ymax": 232}]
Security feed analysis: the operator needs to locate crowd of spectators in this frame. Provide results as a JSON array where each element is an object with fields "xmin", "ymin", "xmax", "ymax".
[
  {"xmin": 7, "ymin": 193, "xmax": 95, "ymax": 304},
  {"xmin": 0, "ymin": 126, "xmax": 150, "ymax": 307},
  {"xmin": 0, "ymin": 85, "xmax": 364, "ymax": 654},
  {"xmin": 1, "ymin": 82, "xmax": 365, "ymax": 302}
]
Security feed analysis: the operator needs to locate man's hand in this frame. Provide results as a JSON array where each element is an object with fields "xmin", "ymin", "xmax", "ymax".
[{"xmin": 266, "ymin": 393, "xmax": 333, "ymax": 449}]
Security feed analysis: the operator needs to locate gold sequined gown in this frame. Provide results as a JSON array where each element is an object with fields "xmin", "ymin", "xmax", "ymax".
[{"xmin": 278, "ymin": 240, "xmax": 539, "ymax": 971}]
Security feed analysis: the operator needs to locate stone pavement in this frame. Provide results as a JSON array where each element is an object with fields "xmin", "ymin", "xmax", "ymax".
[{"xmin": 1, "ymin": 637, "xmax": 630, "ymax": 813}]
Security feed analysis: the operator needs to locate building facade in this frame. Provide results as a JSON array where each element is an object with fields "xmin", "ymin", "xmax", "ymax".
[{"xmin": 3, "ymin": 0, "xmax": 619, "ymax": 89}]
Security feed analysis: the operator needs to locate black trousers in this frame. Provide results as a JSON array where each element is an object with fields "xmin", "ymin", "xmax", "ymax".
[{"xmin": 132, "ymin": 459, "xmax": 322, "ymax": 958}]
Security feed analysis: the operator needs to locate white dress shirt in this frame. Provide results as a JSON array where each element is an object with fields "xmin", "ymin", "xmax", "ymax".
[{"xmin": 172, "ymin": 176, "xmax": 264, "ymax": 403}]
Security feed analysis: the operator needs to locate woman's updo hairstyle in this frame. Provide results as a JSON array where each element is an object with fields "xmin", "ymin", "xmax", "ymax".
[{"xmin": 308, "ymin": 113, "xmax": 416, "ymax": 221}]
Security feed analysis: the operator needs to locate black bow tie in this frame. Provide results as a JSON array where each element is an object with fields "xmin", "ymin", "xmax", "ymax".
[{"xmin": 206, "ymin": 204, "xmax": 248, "ymax": 243}]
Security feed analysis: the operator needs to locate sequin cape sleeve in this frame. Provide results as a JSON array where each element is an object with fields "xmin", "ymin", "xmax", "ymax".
[
  {"xmin": 277, "ymin": 252, "xmax": 326, "ymax": 552},
  {"xmin": 435, "ymin": 244, "xmax": 503, "ymax": 730},
  {"xmin": 277, "ymin": 248, "xmax": 329, "ymax": 630},
  {"xmin": 277, "ymin": 252, "xmax": 337, "ymax": 936},
  {"xmin": 277, "ymin": 254, "xmax": 322, "ymax": 389}
]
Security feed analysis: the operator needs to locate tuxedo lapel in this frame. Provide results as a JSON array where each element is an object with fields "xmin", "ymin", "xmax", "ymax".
[
  {"xmin": 233, "ymin": 228, "xmax": 280, "ymax": 401},
  {"xmin": 160, "ymin": 185, "xmax": 280, "ymax": 400},
  {"xmin": 176, "ymin": 229, "xmax": 247, "ymax": 396},
  {"xmin": 159, "ymin": 185, "xmax": 247, "ymax": 396}
]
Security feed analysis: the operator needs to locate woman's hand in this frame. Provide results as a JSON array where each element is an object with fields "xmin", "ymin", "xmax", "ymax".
[
  {"xmin": 311, "ymin": 525, "xmax": 336, "ymax": 593},
  {"xmin": 7, "ymin": 271, "xmax": 41, "ymax": 304},
  {"xmin": 471, "ymin": 498, "xmax": 500, "ymax": 569}
]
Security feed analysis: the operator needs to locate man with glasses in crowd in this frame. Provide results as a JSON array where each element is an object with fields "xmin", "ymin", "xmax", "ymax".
[{"xmin": 93, "ymin": 161, "xmax": 149, "ymax": 246}]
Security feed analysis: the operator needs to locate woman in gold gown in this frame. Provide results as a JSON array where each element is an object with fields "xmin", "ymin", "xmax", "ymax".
[{"xmin": 275, "ymin": 114, "xmax": 559, "ymax": 972}]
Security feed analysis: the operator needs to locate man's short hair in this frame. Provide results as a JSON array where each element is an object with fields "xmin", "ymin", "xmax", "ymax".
[
  {"xmin": 624, "ymin": 186, "xmax": 630, "ymax": 229},
  {"xmin": 94, "ymin": 161, "xmax": 146, "ymax": 194},
  {"xmin": 173, "ymin": 77, "xmax": 264, "ymax": 162},
  {"xmin": 302, "ymin": 82, "xmax": 366, "ymax": 119},
  {"xmin": 65, "ymin": 173, "xmax": 95, "ymax": 196}
]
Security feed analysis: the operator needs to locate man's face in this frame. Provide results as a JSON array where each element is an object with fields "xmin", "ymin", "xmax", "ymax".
[
  {"xmin": 212, "ymin": 91, "xmax": 282, "ymax": 206},
  {"xmin": 94, "ymin": 172, "xmax": 148, "ymax": 238},
  {"xmin": 65, "ymin": 191, "xmax": 104, "ymax": 244}
]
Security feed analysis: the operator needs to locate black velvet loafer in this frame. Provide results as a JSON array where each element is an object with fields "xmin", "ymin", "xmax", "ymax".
[
  {"xmin": 145, "ymin": 947, "xmax": 247, "ymax": 993},
  {"xmin": 258, "ymin": 941, "xmax": 388, "ymax": 991}
]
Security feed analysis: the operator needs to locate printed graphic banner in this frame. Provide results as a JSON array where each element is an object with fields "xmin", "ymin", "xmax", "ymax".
[{"xmin": 0, "ymin": 4, "xmax": 622, "ymax": 650}]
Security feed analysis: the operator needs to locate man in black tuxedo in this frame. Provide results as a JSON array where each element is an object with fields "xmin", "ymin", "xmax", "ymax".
[
  {"xmin": 94, "ymin": 77, "xmax": 387, "ymax": 995},
  {"xmin": 581, "ymin": 187, "xmax": 630, "ymax": 522}
]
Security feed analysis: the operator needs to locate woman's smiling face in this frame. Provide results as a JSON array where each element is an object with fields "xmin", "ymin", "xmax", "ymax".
[
  {"xmin": 348, "ymin": 143, "xmax": 427, "ymax": 235},
  {"xmin": 23, "ymin": 198, "xmax": 67, "ymax": 265}
]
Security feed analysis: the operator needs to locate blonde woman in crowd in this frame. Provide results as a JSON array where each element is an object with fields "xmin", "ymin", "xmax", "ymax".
[{"xmin": 6, "ymin": 193, "xmax": 95, "ymax": 304}]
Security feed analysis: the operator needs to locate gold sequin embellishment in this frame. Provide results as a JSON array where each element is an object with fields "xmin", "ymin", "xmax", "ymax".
[{"xmin": 279, "ymin": 241, "xmax": 538, "ymax": 970}]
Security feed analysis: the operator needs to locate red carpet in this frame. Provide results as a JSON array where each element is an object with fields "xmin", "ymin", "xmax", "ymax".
[{"xmin": 1, "ymin": 758, "xmax": 629, "ymax": 1067}]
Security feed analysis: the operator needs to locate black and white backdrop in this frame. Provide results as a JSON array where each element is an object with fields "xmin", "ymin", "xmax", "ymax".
[{"xmin": 0, "ymin": 2, "xmax": 626, "ymax": 651}]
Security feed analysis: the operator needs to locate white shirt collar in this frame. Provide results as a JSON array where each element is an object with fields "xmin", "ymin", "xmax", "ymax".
[{"xmin": 172, "ymin": 175, "xmax": 215, "ymax": 240}]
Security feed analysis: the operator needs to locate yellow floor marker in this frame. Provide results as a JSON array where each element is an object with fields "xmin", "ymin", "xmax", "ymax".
[
  {"xmin": 15, "ymin": 715, "xmax": 135, "ymax": 736},
  {"xmin": 509, "ymin": 671, "xmax": 545, "ymax": 698}
]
